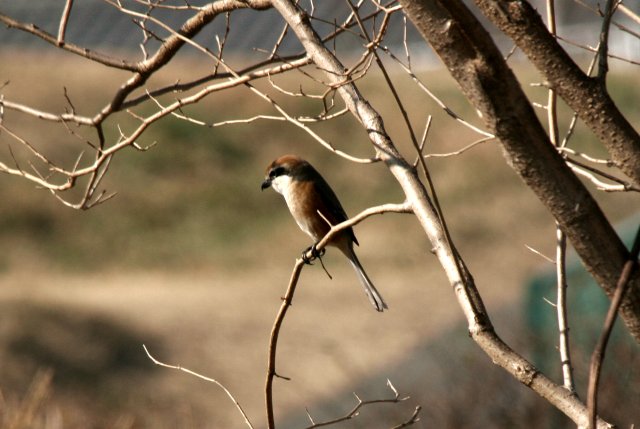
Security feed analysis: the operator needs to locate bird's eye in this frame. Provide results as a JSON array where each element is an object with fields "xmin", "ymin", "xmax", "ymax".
[{"xmin": 269, "ymin": 166, "xmax": 285, "ymax": 178}]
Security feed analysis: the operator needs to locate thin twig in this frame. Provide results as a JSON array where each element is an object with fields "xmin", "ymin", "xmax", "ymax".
[
  {"xmin": 525, "ymin": 244, "xmax": 556, "ymax": 264},
  {"xmin": 546, "ymin": 0, "xmax": 575, "ymax": 395},
  {"xmin": 558, "ymin": 147, "xmax": 612, "ymax": 166},
  {"xmin": 618, "ymin": 3, "xmax": 640, "ymax": 25},
  {"xmin": 587, "ymin": 224, "xmax": 640, "ymax": 429},
  {"xmin": 265, "ymin": 258, "xmax": 304, "ymax": 429},
  {"xmin": 570, "ymin": 0, "xmax": 640, "ymax": 39},
  {"xmin": 265, "ymin": 202, "xmax": 411, "ymax": 429},
  {"xmin": 0, "ymin": 12, "xmax": 138, "ymax": 70},
  {"xmin": 303, "ymin": 380, "xmax": 418, "ymax": 428},
  {"xmin": 270, "ymin": 21, "xmax": 290, "ymax": 60},
  {"xmin": 56, "ymin": 0, "xmax": 74, "ymax": 46},
  {"xmin": 597, "ymin": 0, "xmax": 619, "ymax": 81},
  {"xmin": 555, "ymin": 35, "xmax": 640, "ymax": 67},
  {"xmin": 545, "ymin": 0, "xmax": 559, "ymax": 147},
  {"xmin": 392, "ymin": 406, "xmax": 422, "ymax": 428},
  {"xmin": 413, "ymin": 116, "xmax": 432, "ymax": 168},
  {"xmin": 213, "ymin": 12, "xmax": 231, "ymax": 76},
  {"xmin": 424, "ymin": 136, "xmax": 494, "ymax": 158},
  {"xmin": 245, "ymin": 82, "xmax": 377, "ymax": 164},
  {"xmin": 130, "ymin": 0, "xmax": 204, "ymax": 10},
  {"xmin": 347, "ymin": 0, "xmax": 422, "ymax": 167},
  {"xmin": 555, "ymin": 223, "xmax": 576, "ymax": 393},
  {"xmin": 312, "ymin": 202, "xmax": 412, "ymax": 251},
  {"xmin": 560, "ymin": 45, "xmax": 599, "ymax": 148},
  {"xmin": 566, "ymin": 158, "xmax": 640, "ymax": 192},
  {"xmin": 143, "ymin": 345, "xmax": 255, "ymax": 429},
  {"xmin": 0, "ymin": 0, "xmax": 393, "ymax": 208},
  {"xmin": 373, "ymin": 43, "xmax": 493, "ymax": 139}
]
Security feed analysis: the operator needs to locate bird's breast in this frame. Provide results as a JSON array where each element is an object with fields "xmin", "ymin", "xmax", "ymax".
[{"xmin": 282, "ymin": 180, "xmax": 330, "ymax": 241}]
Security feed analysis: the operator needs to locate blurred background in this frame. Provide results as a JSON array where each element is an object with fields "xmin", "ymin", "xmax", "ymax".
[{"xmin": 0, "ymin": 1, "xmax": 639, "ymax": 428}]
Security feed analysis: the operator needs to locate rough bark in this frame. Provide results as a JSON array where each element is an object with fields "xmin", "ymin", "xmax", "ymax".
[
  {"xmin": 270, "ymin": 0, "xmax": 614, "ymax": 426},
  {"xmin": 399, "ymin": 0, "xmax": 640, "ymax": 344},
  {"xmin": 474, "ymin": 0, "xmax": 640, "ymax": 188}
]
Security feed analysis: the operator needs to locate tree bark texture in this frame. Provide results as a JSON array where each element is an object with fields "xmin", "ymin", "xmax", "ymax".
[
  {"xmin": 399, "ymin": 0, "xmax": 640, "ymax": 344},
  {"xmin": 474, "ymin": 0, "xmax": 640, "ymax": 188},
  {"xmin": 271, "ymin": 0, "xmax": 614, "ymax": 426}
]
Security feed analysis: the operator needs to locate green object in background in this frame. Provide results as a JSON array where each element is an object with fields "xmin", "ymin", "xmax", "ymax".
[{"xmin": 525, "ymin": 213, "xmax": 640, "ymax": 427}]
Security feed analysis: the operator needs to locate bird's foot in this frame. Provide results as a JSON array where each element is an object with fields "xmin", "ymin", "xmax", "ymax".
[{"xmin": 302, "ymin": 243, "xmax": 325, "ymax": 264}]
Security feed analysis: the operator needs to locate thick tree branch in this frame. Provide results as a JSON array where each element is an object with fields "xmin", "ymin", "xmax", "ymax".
[
  {"xmin": 399, "ymin": 0, "xmax": 640, "ymax": 344},
  {"xmin": 473, "ymin": 0, "xmax": 640, "ymax": 187},
  {"xmin": 270, "ymin": 0, "xmax": 613, "ymax": 426},
  {"xmin": 81, "ymin": 0, "xmax": 271, "ymax": 125}
]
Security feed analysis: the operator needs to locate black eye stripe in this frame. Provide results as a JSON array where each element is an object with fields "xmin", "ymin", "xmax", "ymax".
[{"xmin": 269, "ymin": 166, "xmax": 286, "ymax": 178}]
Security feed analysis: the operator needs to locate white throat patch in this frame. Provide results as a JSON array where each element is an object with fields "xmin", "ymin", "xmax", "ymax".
[{"xmin": 270, "ymin": 174, "xmax": 293, "ymax": 196}]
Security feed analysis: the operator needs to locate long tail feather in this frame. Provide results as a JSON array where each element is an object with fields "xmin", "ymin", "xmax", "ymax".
[{"xmin": 344, "ymin": 247, "xmax": 388, "ymax": 312}]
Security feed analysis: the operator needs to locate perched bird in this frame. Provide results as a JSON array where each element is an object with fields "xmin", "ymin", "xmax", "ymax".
[{"xmin": 261, "ymin": 155, "xmax": 387, "ymax": 312}]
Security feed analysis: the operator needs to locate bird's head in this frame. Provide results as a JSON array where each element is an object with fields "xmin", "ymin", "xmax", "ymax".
[{"xmin": 261, "ymin": 155, "xmax": 309, "ymax": 195}]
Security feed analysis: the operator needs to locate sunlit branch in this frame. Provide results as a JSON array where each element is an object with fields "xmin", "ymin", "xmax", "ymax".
[{"xmin": 144, "ymin": 345, "xmax": 254, "ymax": 429}]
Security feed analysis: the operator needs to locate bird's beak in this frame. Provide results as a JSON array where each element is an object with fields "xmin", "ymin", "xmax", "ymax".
[{"xmin": 261, "ymin": 178, "xmax": 271, "ymax": 191}]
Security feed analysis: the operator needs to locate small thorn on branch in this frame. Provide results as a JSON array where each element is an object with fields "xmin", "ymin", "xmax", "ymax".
[{"xmin": 274, "ymin": 371, "xmax": 291, "ymax": 381}]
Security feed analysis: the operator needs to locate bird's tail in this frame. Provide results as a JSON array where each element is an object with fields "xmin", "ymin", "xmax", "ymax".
[{"xmin": 343, "ymin": 247, "xmax": 388, "ymax": 312}]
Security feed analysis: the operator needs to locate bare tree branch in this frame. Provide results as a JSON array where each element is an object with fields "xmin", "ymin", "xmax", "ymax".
[
  {"xmin": 546, "ymin": 0, "xmax": 575, "ymax": 394},
  {"xmin": 265, "ymin": 202, "xmax": 411, "ymax": 429},
  {"xmin": 472, "ymin": 0, "xmax": 640, "ymax": 187},
  {"xmin": 271, "ymin": 1, "xmax": 615, "ymax": 426},
  {"xmin": 566, "ymin": 157, "xmax": 640, "ymax": 192},
  {"xmin": 423, "ymin": 136, "xmax": 494, "ymax": 158},
  {"xmin": 143, "ymin": 345, "xmax": 255, "ymax": 429},
  {"xmin": 303, "ymin": 380, "xmax": 419, "ymax": 428},
  {"xmin": 56, "ymin": 0, "xmax": 74, "ymax": 46},
  {"xmin": 555, "ymin": 224, "xmax": 576, "ymax": 393},
  {"xmin": 1, "ymin": 1, "xmax": 637, "ymax": 426},
  {"xmin": 265, "ymin": 256, "xmax": 303, "ymax": 429},
  {"xmin": 596, "ymin": 0, "xmax": 619, "ymax": 81},
  {"xmin": 0, "ymin": 11, "xmax": 138, "ymax": 69},
  {"xmin": 400, "ymin": 0, "xmax": 640, "ymax": 345},
  {"xmin": 587, "ymin": 224, "xmax": 640, "ymax": 429},
  {"xmin": 555, "ymin": 34, "xmax": 640, "ymax": 67}
]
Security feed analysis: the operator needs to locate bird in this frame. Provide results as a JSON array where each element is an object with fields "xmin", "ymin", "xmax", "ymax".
[{"xmin": 261, "ymin": 154, "xmax": 387, "ymax": 312}]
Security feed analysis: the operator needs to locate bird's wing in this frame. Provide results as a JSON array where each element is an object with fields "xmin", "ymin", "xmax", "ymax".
[{"xmin": 312, "ymin": 172, "xmax": 359, "ymax": 246}]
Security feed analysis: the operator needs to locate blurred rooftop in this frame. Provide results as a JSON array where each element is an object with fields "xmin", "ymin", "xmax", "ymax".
[{"xmin": 1, "ymin": 0, "xmax": 638, "ymax": 65}]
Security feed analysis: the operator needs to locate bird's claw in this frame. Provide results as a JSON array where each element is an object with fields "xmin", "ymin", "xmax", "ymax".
[{"xmin": 302, "ymin": 244, "xmax": 325, "ymax": 264}]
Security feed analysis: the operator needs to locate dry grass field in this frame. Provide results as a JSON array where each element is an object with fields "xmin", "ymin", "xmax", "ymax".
[{"xmin": 0, "ymin": 51, "xmax": 638, "ymax": 428}]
